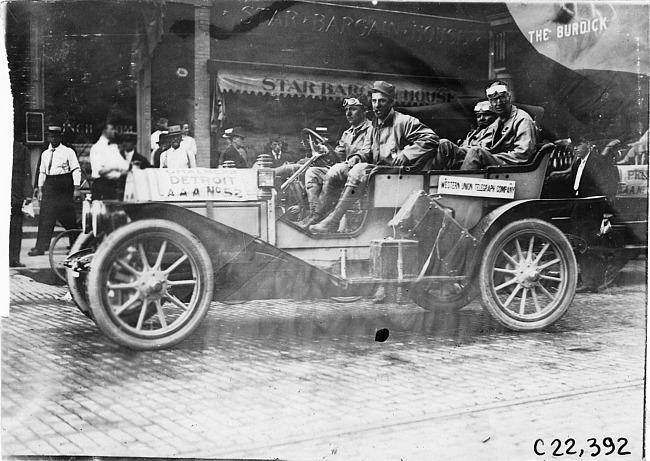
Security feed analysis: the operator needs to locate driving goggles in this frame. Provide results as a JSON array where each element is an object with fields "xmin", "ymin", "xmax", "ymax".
[
  {"xmin": 486, "ymin": 84, "xmax": 509, "ymax": 99},
  {"xmin": 474, "ymin": 101, "xmax": 494, "ymax": 114},
  {"xmin": 343, "ymin": 98, "xmax": 364, "ymax": 107}
]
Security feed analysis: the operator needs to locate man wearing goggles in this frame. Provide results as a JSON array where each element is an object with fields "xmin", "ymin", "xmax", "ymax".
[
  {"xmin": 437, "ymin": 100, "xmax": 497, "ymax": 169},
  {"xmin": 310, "ymin": 80, "xmax": 439, "ymax": 234},
  {"xmin": 297, "ymin": 96, "xmax": 372, "ymax": 228},
  {"xmin": 470, "ymin": 101, "xmax": 498, "ymax": 139},
  {"xmin": 460, "ymin": 81, "xmax": 537, "ymax": 170}
]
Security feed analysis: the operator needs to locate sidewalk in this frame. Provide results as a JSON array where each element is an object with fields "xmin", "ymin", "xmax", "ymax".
[{"xmin": 11, "ymin": 225, "xmax": 68, "ymax": 285}]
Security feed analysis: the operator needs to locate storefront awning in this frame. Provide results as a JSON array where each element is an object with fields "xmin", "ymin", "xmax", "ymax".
[{"xmin": 209, "ymin": 59, "xmax": 473, "ymax": 107}]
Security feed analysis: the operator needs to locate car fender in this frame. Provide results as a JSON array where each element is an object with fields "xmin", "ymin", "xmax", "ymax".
[
  {"xmin": 471, "ymin": 196, "xmax": 608, "ymax": 244},
  {"xmin": 459, "ymin": 196, "xmax": 605, "ymax": 278},
  {"xmin": 116, "ymin": 202, "xmax": 342, "ymax": 300}
]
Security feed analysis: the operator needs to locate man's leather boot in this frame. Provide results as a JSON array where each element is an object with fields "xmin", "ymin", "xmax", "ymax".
[
  {"xmin": 296, "ymin": 185, "xmax": 322, "ymax": 228},
  {"xmin": 310, "ymin": 186, "xmax": 357, "ymax": 234}
]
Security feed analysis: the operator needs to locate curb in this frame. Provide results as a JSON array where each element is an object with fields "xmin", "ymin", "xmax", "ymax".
[{"xmin": 11, "ymin": 267, "xmax": 66, "ymax": 286}]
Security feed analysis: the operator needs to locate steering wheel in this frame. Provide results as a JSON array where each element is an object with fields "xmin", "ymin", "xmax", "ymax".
[
  {"xmin": 301, "ymin": 128, "xmax": 335, "ymax": 157},
  {"xmin": 279, "ymin": 129, "xmax": 340, "ymax": 195}
]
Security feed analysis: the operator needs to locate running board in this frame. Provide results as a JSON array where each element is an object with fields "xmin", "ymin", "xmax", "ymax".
[{"xmin": 342, "ymin": 275, "xmax": 467, "ymax": 288}]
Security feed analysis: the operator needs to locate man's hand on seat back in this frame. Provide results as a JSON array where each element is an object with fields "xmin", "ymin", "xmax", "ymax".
[
  {"xmin": 347, "ymin": 156, "xmax": 362, "ymax": 167},
  {"xmin": 392, "ymin": 152, "xmax": 409, "ymax": 167}
]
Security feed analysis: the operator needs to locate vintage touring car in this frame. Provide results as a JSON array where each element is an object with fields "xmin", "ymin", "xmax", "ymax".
[{"xmin": 64, "ymin": 129, "xmax": 647, "ymax": 350}]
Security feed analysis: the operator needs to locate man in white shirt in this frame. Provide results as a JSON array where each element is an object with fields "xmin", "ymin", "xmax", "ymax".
[
  {"xmin": 90, "ymin": 122, "xmax": 129, "ymax": 200},
  {"xmin": 160, "ymin": 125, "xmax": 197, "ymax": 169},
  {"xmin": 180, "ymin": 123, "xmax": 197, "ymax": 160},
  {"xmin": 150, "ymin": 117, "xmax": 169, "ymax": 159},
  {"xmin": 28, "ymin": 125, "xmax": 81, "ymax": 256}
]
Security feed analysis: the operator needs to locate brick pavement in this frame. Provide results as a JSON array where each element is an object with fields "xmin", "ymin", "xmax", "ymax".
[{"xmin": 1, "ymin": 273, "xmax": 646, "ymax": 460}]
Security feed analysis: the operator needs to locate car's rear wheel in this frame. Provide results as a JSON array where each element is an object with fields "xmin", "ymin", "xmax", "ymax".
[
  {"xmin": 603, "ymin": 249, "xmax": 639, "ymax": 287},
  {"xmin": 329, "ymin": 296, "xmax": 364, "ymax": 303},
  {"xmin": 410, "ymin": 280, "xmax": 477, "ymax": 310},
  {"xmin": 88, "ymin": 219, "xmax": 213, "ymax": 350},
  {"xmin": 478, "ymin": 219, "xmax": 577, "ymax": 331}
]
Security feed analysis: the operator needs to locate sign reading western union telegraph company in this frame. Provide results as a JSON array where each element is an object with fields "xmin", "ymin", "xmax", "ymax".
[{"xmin": 438, "ymin": 176, "xmax": 516, "ymax": 199}]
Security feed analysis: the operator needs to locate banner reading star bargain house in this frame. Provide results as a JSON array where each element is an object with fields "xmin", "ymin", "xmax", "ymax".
[{"xmin": 508, "ymin": 3, "xmax": 649, "ymax": 74}]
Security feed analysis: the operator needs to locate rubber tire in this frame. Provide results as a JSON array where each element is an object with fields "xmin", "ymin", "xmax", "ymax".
[
  {"xmin": 329, "ymin": 296, "xmax": 364, "ymax": 303},
  {"xmin": 66, "ymin": 231, "xmax": 97, "ymax": 320},
  {"xmin": 50, "ymin": 229, "xmax": 81, "ymax": 282},
  {"xmin": 410, "ymin": 281, "xmax": 477, "ymax": 311},
  {"xmin": 603, "ymin": 250, "xmax": 638, "ymax": 287},
  {"xmin": 88, "ymin": 219, "xmax": 213, "ymax": 351},
  {"xmin": 478, "ymin": 219, "xmax": 577, "ymax": 331}
]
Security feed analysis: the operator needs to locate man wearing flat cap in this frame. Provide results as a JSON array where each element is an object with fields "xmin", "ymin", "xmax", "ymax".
[
  {"xmin": 160, "ymin": 125, "xmax": 196, "ymax": 169},
  {"xmin": 28, "ymin": 125, "xmax": 81, "ymax": 256},
  {"xmin": 310, "ymin": 81, "xmax": 439, "ymax": 233},
  {"xmin": 437, "ymin": 100, "xmax": 497, "ymax": 169},
  {"xmin": 460, "ymin": 81, "xmax": 537, "ymax": 170},
  {"xmin": 220, "ymin": 127, "xmax": 249, "ymax": 168}
]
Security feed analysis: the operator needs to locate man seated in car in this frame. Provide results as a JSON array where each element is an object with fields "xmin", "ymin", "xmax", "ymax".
[
  {"xmin": 437, "ymin": 100, "xmax": 497, "ymax": 169},
  {"xmin": 460, "ymin": 81, "xmax": 537, "ymax": 170},
  {"xmin": 310, "ymin": 81, "xmax": 439, "ymax": 233},
  {"xmin": 297, "ymin": 97, "xmax": 372, "ymax": 228}
]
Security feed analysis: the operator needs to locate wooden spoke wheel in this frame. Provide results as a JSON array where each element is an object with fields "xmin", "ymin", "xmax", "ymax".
[
  {"xmin": 66, "ymin": 231, "xmax": 100, "ymax": 320},
  {"xmin": 50, "ymin": 228, "xmax": 82, "ymax": 282},
  {"xmin": 88, "ymin": 220, "xmax": 213, "ymax": 350},
  {"xmin": 478, "ymin": 219, "xmax": 577, "ymax": 331}
]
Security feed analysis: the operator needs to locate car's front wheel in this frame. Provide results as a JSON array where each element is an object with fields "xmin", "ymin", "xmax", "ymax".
[{"xmin": 88, "ymin": 219, "xmax": 213, "ymax": 350}]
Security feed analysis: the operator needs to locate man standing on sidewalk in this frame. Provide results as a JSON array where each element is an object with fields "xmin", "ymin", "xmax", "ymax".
[
  {"xmin": 180, "ymin": 123, "xmax": 197, "ymax": 161},
  {"xmin": 160, "ymin": 125, "xmax": 197, "ymax": 169},
  {"xmin": 90, "ymin": 121, "xmax": 128, "ymax": 200},
  {"xmin": 150, "ymin": 117, "xmax": 169, "ymax": 160},
  {"xmin": 28, "ymin": 125, "xmax": 81, "ymax": 256},
  {"xmin": 10, "ymin": 140, "xmax": 32, "ymax": 267},
  {"xmin": 220, "ymin": 127, "xmax": 249, "ymax": 168}
]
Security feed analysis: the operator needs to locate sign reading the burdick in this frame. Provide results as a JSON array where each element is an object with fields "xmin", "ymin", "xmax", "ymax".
[{"xmin": 438, "ymin": 176, "xmax": 516, "ymax": 199}]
